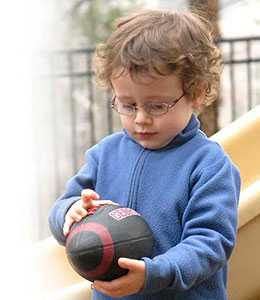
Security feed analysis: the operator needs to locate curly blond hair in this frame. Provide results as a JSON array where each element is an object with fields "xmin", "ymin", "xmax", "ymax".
[{"xmin": 93, "ymin": 9, "xmax": 222, "ymax": 107}]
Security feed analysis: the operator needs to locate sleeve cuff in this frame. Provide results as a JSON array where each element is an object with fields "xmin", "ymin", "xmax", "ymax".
[
  {"xmin": 140, "ymin": 255, "xmax": 176, "ymax": 294},
  {"xmin": 48, "ymin": 196, "xmax": 81, "ymax": 245}
]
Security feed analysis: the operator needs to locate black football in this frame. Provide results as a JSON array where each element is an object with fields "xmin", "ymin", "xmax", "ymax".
[{"xmin": 65, "ymin": 204, "xmax": 154, "ymax": 282}]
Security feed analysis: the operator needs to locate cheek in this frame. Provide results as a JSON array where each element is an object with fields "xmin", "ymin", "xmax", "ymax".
[
  {"xmin": 120, "ymin": 116, "xmax": 132, "ymax": 130},
  {"xmin": 160, "ymin": 120, "xmax": 179, "ymax": 135},
  {"xmin": 158, "ymin": 113, "xmax": 187, "ymax": 135}
]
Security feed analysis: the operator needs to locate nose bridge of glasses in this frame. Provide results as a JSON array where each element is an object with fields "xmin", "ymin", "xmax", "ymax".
[{"xmin": 134, "ymin": 104, "xmax": 153, "ymax": 120}]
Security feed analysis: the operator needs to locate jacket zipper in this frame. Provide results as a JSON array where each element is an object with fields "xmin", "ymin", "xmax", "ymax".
[{"xmin": 127, "ymin": 149, "xmax": 150, "ymax": 209}]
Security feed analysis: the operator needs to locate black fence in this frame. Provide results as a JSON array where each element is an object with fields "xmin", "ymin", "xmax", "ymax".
[
  {"xmin": 34, "ymin": 36, "xmax": 260, "ymax": 238},
  {"xmin": 219, "ymin": 36, "xmax": 260, "ymax": 119}
]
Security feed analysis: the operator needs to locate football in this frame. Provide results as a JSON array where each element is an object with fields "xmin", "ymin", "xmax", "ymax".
[{"xmin": 65, "ymin": 204, "xmax": 154, "ymax": 282}]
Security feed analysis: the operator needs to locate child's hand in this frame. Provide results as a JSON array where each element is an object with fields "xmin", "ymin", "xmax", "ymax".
[
  {"xmin": 92, "ymin": 258, "xmax": 146, "ymax": 297},
  {"xmin": 63, "ymin": 189, "xmax": 117, "ymax": 236},
  {"xmin": 63, "ymin": 189, "xmax": 99, "ymax": 236}
]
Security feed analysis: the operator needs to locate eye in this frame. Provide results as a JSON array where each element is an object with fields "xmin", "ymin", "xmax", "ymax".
[
  {"xmin": 151, "ymin": 103, "xmax": 165, "ymax": 109},
  {"xmin": 121, "ymin": 103, "xmax": 134, "ymax": 110},
  {"xmin": 120, "ymin": 103, "xmax": 135, "ymax": 112},
  {"xmin": 148, "ymin": 103, "xmax": 166, "ymax": 112}
]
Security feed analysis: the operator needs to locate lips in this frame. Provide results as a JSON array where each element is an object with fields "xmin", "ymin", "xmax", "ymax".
[
  {"xmin": 136, "ymin": 132, "xmax": 156, "ymax": 135},
  {"xmin": 135, "ymin": 132, "xmax": 157, "ymax": 139}
]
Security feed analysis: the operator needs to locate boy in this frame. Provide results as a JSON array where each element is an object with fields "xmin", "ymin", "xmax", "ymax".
[{"xmin": 48, "ymin": 9, "xmax": 240, "ymax": 300}]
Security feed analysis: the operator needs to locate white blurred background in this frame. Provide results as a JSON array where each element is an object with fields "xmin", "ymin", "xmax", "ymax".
[{"xmin": 0, "ymin": 1, "xmax": 45, "ymax": 298}]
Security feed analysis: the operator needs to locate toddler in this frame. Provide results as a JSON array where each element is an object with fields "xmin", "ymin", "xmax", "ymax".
[{"xmin": 49, "ymin": 9, "xmax": 240, "ymax": 300}]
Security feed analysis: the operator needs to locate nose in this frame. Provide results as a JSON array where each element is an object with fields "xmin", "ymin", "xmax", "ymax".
[{"xmin": 134, "ymin": 108, "xmax": 153, "ymax": 125}]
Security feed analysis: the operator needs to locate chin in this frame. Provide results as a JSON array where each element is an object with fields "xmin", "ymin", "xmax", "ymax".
[{"xmin": 138, "ymin": 140, "xmax": 170, "ymax": 150}]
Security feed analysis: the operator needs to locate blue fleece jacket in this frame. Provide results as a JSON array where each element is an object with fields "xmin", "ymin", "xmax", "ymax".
[{"xmin": 48, "ymin": 114, "xmax": 240, "ymax": 300}]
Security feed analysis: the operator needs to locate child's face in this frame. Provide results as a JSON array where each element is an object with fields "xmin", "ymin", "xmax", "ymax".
[{"xmin": 111, "ymin": 72, "xmax": 198, "ymax": 150}]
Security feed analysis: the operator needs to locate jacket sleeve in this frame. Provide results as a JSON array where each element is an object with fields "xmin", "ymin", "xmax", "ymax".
[
  {"xmin": 48, "ymin": 149, "xmax": 98, "ymax": 245},
  {"xmin": 142, "ymin": 155, "xmax": 241, "ymax": 293}
]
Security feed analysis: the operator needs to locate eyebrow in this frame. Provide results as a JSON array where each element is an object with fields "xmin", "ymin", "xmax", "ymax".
[
  {"xmin": 116, "ymin": 95, "xmax": 175, "ymax": 100},
  {"xmin": 116, "ymin": 96, "xmax": 133, "ymax": 100}
]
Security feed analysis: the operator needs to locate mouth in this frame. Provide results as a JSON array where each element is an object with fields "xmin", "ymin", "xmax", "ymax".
[{"xmin": 135, "ymin": 132, "xmax": 158, "ymax": 139}]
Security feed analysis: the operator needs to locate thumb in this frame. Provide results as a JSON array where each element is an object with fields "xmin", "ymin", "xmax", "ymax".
[
  {"xmin": 118, "ymin": 257, "xmax": 144, "ymax": 272},
  {"xmin": 81, "ymin": 189, "xmax": 100, "ymax": 206}
]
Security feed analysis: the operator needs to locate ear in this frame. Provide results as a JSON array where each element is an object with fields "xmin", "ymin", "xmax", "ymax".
[
  {"xmin": 192, "ymin": 97, "xmax": 204, "ymax": 110},
  {"xmin": 192, "ymin": 83, "xmax": 206, "ymax": 110}
]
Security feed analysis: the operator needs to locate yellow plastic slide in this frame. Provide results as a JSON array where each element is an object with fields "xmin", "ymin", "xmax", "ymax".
[
  {"xmin": 33, "ymin": 106, "xmax": 260, "ymax": 300},
  {"xmin": 211, "ymin": 105, "xmax": 260, "ymax": 300}
]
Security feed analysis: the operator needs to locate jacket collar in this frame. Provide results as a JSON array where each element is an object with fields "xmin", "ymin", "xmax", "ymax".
[{"xmin": 163, "ymin": 113, "xmax": 200, "ymax": 150}]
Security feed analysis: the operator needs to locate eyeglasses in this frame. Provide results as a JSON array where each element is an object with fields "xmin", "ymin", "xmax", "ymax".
[{"xmin": 111, "ymin": 92, "xmax": 185, "ymax": 117}]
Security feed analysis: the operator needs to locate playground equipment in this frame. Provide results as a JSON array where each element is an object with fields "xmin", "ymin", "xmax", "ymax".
[{"xmin": 211, "ymin": 105, "xmax": 260, "ymax": 300}]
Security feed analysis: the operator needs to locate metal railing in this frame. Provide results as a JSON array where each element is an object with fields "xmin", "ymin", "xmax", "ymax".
[
  {"xmin": 219, "ymin": 36, "xmax": 260, "ymax": 120},
  {"xmin": 34, "ymin": 36, "xmax": 260, "ymax": 238}
]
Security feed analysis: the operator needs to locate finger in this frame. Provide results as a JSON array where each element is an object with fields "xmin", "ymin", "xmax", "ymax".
[
  {"xmin": 63, "ymin": 216, "xmax": 74, "ymax": 236},
  {"xmin": 81, "ymin": 189, "xmax": 100, "ymax": 203},
  {"xmin": 93, "ymin": 277, "xmax": 130, "ymax": 297},
  {"xmin": 81, "ymin": 190, "xmax": 100, "ymax": 209},
  {"xmin": 71, "ymin": 211, "xmax": 88, "ymax": 222},
  {"xmin": 92, "ymin": 284, "xmax": 113, "ymax": 297},
  {"xmin": 75, "ymin": 207, "xmax": 88, "ymax": 217},
  {"xmin": 93, "ymin": 278, "xmax": 126, "ymax": 297},
  {"xmin": 63, "ymin": 209, "xmax": 84, "ymax": 234},
  {"xmin": 93, "ymin": 280, "xmax": 118, "ymax": 291},
  {"xmin": 118, "ymin": 258, "xmax": 144, "ymax": 272},
  {"xmin": 91, "ymin": 199, "xmax": 118, "ymax": 206}
]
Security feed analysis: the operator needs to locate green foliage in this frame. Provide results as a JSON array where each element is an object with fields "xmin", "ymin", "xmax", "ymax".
[{"xmin": 70, "ymin": 0, "xmax": 144, "ymax": 45}]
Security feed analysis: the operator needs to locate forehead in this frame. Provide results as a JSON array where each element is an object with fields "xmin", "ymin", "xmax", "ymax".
[{"xmin": 111, "ymin": 71, "xmax": 182, "ymax": 98}]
